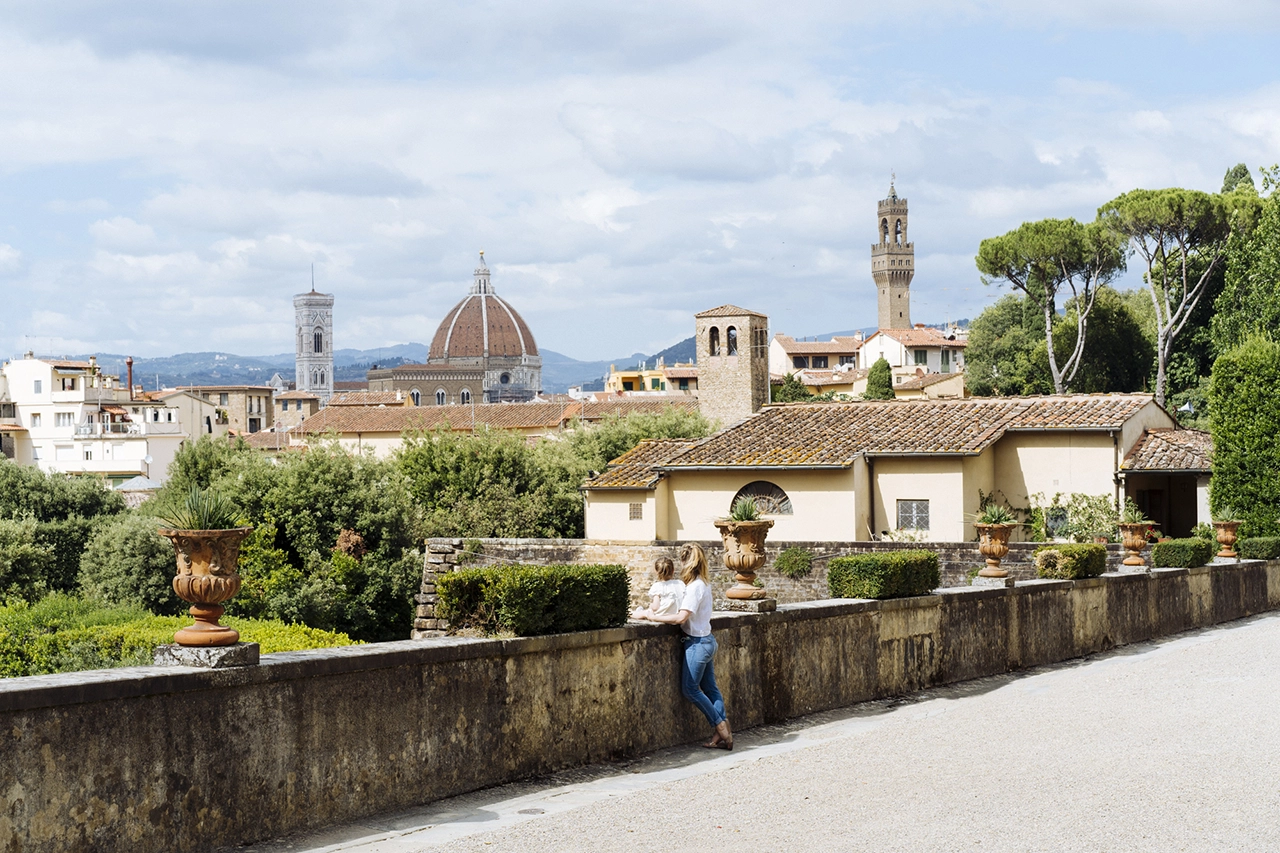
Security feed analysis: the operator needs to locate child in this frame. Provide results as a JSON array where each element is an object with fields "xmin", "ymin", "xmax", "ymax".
[{"xmin": 632, "ymin": 556, "xmax": 684, "ymax": 619}]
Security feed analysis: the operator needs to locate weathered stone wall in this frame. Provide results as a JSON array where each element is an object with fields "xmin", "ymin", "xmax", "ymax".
[{"xmin": 5, "ymin": 559, "xmax": 1275, "ymax": 853}]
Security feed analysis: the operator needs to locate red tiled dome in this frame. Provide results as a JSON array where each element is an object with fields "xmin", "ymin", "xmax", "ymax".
[{"xmin": 429, "ymin": 253, "xmax": 538, "ymax": 360}]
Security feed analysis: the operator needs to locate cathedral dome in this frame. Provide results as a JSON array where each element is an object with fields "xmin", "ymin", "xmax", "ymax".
[{"xmin": 429, "ymin": 252, "xmax": 539, "ymax": 360}]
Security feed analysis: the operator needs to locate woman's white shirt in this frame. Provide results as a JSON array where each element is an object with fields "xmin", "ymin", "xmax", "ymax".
[
  {"xmin": 648, "ymin": 579, "xmax": 686, "ymax": 618},
  {"xmin": 679, "ymin": 578, "xmax": 713, "ymax": 637}
]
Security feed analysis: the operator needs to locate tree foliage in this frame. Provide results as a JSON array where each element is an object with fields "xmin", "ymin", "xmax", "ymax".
[
  {"xmin": 1213, "ymin": 169, "xmax": 1280, "ymax": 357},
  {"xmin": 1209, "ymin": 334, "xmax": 1280, "ymax": 538},
  {"xmin": 77, "ymin": 513, "xmax": 183, "ymax": 616},
  {"xmin": 863, "ymin": 357, "xmax": 895, "ymax": 399},
  {"xmin": 975, "ymin": 218, "xmax": 1125, "ymax": 393},
  {"xmin": 0, "ymin": 459, "xmax": 125, "ymax": 522},
  {"xmin": 772, "ymin": 373, "xmax": 814, "ymax": 403}
]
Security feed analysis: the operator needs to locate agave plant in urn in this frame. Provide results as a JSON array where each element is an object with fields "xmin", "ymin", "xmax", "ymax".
[
  {"xmin": 156, "ymin": 487, "xmax": 254, "ymax": 647},
  {"xmin": 714, "ymin": 497, "xmax": 774, "ymax": 600},
  {"xmin": 973, "ymin": 503, "xmax": 1017, "ymax": 578}
]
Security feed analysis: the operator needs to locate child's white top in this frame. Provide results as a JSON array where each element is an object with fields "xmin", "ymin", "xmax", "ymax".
[{"xmin": 648, "ymin": 578, "xmax": 686, "ymax": 617}]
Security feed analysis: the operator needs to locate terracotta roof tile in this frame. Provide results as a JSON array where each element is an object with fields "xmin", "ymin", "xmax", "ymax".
[
  {"xmin": 276, "ymin": 390, "xmax": 320, "ymax": 400},
  {"xmin": 1121, "ymin": 428, "xmax": 1212, "ymax": 472},
  {"xmin": 796, "ymin": 368, "xmax": 866, "ymax": 387},
  {"xmin": 695, "ymin": 304, "xmax": 767, "ymax": 318},
  {"xmin": 773, "ymin": 334, "xmax": 864, "ymax": 354},
  {"xmin": 327, "ymin": 391, "xmax": 404, "ymax": 406},
  {"xmin": 575, "ymin": 398, "xmax": 701, "ymax": 422},
  {"xmin": 663, "ymin": 367, "xmax": 699, "ymax": 379},
  {"xmin": 661, "ymin": 394, "xmax": 1154, "ymax": 468},
  {"xmin": 0, "ymin": 423, "xmax": 27, "ymax": 431},
  {"xmin": 587, "ymin": 439, "xmax": 697, "ymax": 489},
  {"xmin": 869, "ymin": 327, "xmax": 968, "ymax": 349},
  {"xmin": 333, "ymin": 381, "xmax": 368, "ymax": 391},
  {"xmin": 47, "ymin": 359, "xmax": 95, "ymax": 370},
  {"xmin": 896, "ymin": 372, "xmax": 960, "ymax": 390},
  {"xmin": 296, "ymin": 402, "xmax": 570, "ymax": 435},
  {"xmin": 240, "ymin": 431, "xmax": 294, "ymax": 450},
  {"xmin": 429, "ymin": 292, "xmax": 538, "ymax": 359}
]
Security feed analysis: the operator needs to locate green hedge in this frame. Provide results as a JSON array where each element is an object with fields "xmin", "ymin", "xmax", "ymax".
[
  {"xmin": 437, "ymin": 564, "xmax": 629, "ymax": 636},
  {"xmin": 1151, "ymin": 538, "xmax": 1215, "ymax": 568},
  {"xmin": 0, "ymin": 594, "xmax": 356, "ymax": 678},
  {"xmin": 1239, "ymin": 537, "xmax": 1280, "ymax": 561},
  {"xmin": 1034, "ymin": 543, "xmax": 1107, "ymax": 579},
  {"xmin": 827, "ymin": 551, "xmax": 939, "ymax": 599}
]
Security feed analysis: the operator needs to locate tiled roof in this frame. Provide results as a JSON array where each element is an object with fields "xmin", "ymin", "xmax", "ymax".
[
  {"xmin": 587, "ymin": 439, "xmax": 697, "ymax": 489},
  {"xmin": 661, "ymin": 394, "xmax": 1155, "ymax": 468},
  {"xmin": 240, "ymin": 430, "xmax": 294, "ymax": 450},
  {"xmin": 179, "ymin": 384, "xmax": 276, "ymax": 392},
  {"xmin": 869, "ymin": 327, "xmax": 968, "ymax": 349},
  {"xmin": 333, "ymin": 381, "xmax": 368, "ymax": 391},
  {"xmin": 0, "ymin": 423, "xmax": 27, "ymax": 431},
  {"xmin": 897, "ymin": 372, "xmax": 960, "ymax": 390},
  {"xmin": 47, "ymin": 359, "xmax": 95, "ymax": 370},
  {"xmin": 773, "ymin": 334, "xmax": 864, "ymax": 354},
  {"xmin": 1122, "ymin": 428, "xmax": 1212, "ymax": 472},
  {"xmin": 327, "ymin": 391, "xmax": 403, "ymax": 406},
  {"xmin": 276, "ymin": 390, "xmax": 320, "ymax": 401},
  {"xmin": 663, "ymin": 367, "xmax": 699, "ymax": 379},
  {"xmin": 429, "ymin": 292, "xmax": 538, "ymax": 359},
  {"xmin": 695, "ymin": 304, "xmax": 767, "ymax": 318},
  {"xmin": 796, "ymin": 368, "xmax": 866, "ymax": 387},
  {"xmin": 296, "ymin": 402, "xmax": 570, "ymax": 435},
  {"xmin": 574, "ymin": 398, "xmax": 701, "ymax": 422}
]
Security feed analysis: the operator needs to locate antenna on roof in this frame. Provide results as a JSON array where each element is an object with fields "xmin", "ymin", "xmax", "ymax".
[{"xmin": 311, "ymin": 263, "xmax": 316, "ymax": 292}]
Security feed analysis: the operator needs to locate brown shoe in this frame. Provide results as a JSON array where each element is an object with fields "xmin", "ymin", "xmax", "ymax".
[{"xmin": 714, "ymin": 720, "xmax": 733, "ymax": 750}]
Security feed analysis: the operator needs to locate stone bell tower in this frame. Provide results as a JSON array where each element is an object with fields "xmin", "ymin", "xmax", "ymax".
[
  {"xmin": 871, "ymin": 178, "xmax": 913, "ymax": 330},
  {"xmin": 695, "ymin": 305, "xmax": 769, "ymax": 427},
  {"xmin": 294, "ymin": 278, "xmax": 334, "ymax": 404}
]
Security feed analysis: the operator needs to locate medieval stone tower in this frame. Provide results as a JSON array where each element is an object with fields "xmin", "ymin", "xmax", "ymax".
[
  {"xmin": 695, "ymin": 305, "xmax": 769, "ymax": 426},
  {"xmin": 294, "ymin": 286, "xmax": 334, "ymax": 404},
  {"xmin": 871, "ymin": 179, "xmax": 913, "ymax": 330}
]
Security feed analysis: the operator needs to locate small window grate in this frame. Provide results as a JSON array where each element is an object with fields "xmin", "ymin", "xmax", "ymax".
[
  {"xmin": 629, "ymin": 503, "xmax": 643, "ymax": 521},
  {"xmin": 897, "ymin": 499, "xmax": 929, "ymax": 530}
]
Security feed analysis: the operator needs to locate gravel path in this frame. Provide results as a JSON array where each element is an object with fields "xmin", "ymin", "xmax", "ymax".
[{"xmin": 255, "ymin": 611, "xmax": 1280, "ymax": 853}]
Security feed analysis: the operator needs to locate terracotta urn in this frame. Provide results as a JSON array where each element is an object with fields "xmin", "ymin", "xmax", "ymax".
[
  {"xmin": 158, "ymin": 527, "xmax": 254, "ymax": 646},
  {"xmin": 1118, "ymin": 523, "xmax": 1150, "ymax": 568},
  {"xmin": 974, "ymin": 523, "xmax": 1013, "ymax": 578},
  {"xmin": 714, "ymin": 519, "xmax": 774, "ymax": 600},
  {"xmin": 1213, "ymin": 520, "xmax": 1242, "ymax": 559}
]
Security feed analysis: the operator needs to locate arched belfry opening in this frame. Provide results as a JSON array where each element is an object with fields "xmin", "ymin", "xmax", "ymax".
[
  {"xmin": 709, "ymin": 326, "xmax": 721, "ymax": 357},
  {"xmin": 726, "ymin": 326, "xmax": 738, "ymax": 356},
  {"xmin": 895, "ymin": 219, "xmax": 903, "ymax": 245}
]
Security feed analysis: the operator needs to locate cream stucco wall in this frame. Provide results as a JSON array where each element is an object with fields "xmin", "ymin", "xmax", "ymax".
[
  {"xmin": 871, "ymin": 456, "xmax": 967, "ymax": 541},
  {"xmin": 662, "ymin": 468, "xmax": 859, "ymax": 542},
  {"xmin": 994, "ymin": 431, "xmax": 1117, "ymax": 515},
  {"xmin": 583, "ymin": 490, "xmax": 659, "ymax": 541}
]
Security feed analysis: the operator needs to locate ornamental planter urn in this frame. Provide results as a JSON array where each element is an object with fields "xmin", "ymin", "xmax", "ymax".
[
  {"xmin": 1213, "ymin": 520, "xmax": 1241, "ymax": 559},
  {"xmin": 158, "ymin": 527, "xmax": 254, "ymax": 646},
  {"xmin": 974, "ymin": 523, "xmax": 1013, "ymax": 578},
  {"xmin": 714, "ymin": 518, "xmax": 774, "ymax": 600},
  {"xmin": 1118, "ymin": 523, "xmax": 1150, "ymax": 568}
]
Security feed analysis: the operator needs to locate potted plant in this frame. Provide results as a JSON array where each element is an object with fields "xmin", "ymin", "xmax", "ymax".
[
  {"xmin": 156, "ymin": 487, "xmax": 254, "ymax": 647},
  {"xmin": 714, "ymin": 497, "xmax": 774, "ymax": 600},
  {"xmin": 1118, "ymin": 499, "xmax": 1152, "ymax": 568},
  {"xmin": 1211, "ymin": 507, "xmax": 1242, "ymax": 559},
  {"xmin": 973, "ymin": 504, "xmax": 1017, "ymax": 578}
]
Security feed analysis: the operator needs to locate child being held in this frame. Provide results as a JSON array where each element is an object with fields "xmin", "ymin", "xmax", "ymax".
[{"xmin": 632, "ymin": 556, "xmax": 685, "ymax": 619}]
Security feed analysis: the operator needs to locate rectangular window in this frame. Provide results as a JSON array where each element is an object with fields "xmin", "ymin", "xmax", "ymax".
[
  {"xmin": 792, "ymin": 356, "xmax": 808, "ymax": 369},
  {"xmin": 622, "ymin": 381, "xmax": 634, "ymax": 391},
  {"xmin": 941, "ymin": 350, "xmax": 951, "ymax": 373},
  {"xmin": 83, "ymin": 449, "xmax": 92, "ymax": 461},
  {"xmin": 54, "ymin": 413, "xmax": 74, "ymax": 427},
  {"xmin": 651, "ymin": 378, "xmax": 661, "ymax": 390},
  {"xmin": 839, "ymin": 355, "xmax": 856, "ymax": 366},
  {"xmin": 812, "ymin": 356, "xmax": 828, "ymax": 368},
  {"xmin": 914, "ymin": 350, "xmax": 928, "ymax": 365},
  {"xmin": 629, "ymin": 502, "xmax": 643, "ymax": 521},
  {"xmin": 897, "ymin": 499, "xmax": 930, "ymax": 531},
  {"xmin": 33, "ymin": 380, "xmax": 42, "ymax": 394},
  {"xmin": 219, "ymin": 393, "xmax": 229, "ymax": 406},
  {"xmin": 678, "ymin": 379, "xmax": 689, "ymax": 391},
  {"xmin": 30, "ymin": 413, "xmax": 41, "ymax": 427}
]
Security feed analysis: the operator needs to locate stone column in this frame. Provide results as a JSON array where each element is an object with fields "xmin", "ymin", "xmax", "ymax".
[{"xmin": 412, "ymin": 538, "xmax": 461, "ymax": 638}]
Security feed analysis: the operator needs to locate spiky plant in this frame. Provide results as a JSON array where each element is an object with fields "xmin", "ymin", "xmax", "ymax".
[
  {"xmin": 157, "ymin": 486, "xmax": 245, "ymax": 530},
  {"xmin": 729, "ymin": 496, "xmax": 761, "ymax": 522}
]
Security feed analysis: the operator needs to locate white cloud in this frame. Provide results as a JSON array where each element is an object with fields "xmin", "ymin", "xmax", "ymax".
[{"xmin": 0, "ymin": 243, "xmax": 21, "ymax": 275}]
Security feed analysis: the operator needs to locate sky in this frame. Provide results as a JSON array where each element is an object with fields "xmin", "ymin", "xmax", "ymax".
[{"xmin": 0, "ymin": 1, "xmax": 1277, "ymax": 362}]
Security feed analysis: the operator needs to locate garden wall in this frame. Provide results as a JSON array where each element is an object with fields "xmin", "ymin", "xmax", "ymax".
[{"xmin": 3, "ymin": 559, "xmax": 1277, "ymax": 853}]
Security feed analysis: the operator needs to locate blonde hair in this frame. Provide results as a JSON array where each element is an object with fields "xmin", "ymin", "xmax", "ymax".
[
  {"xmin": 654, "ymin": 556, "xmax": 675, "ymax": 581},
  {"xmin": 679, "ymin": 543, "xmax": 709, "ymax": 585}
]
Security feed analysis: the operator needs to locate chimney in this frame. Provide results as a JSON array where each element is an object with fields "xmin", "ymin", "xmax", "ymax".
[
  {"xmin": 126, "ymin": 357, "xmax": 134, "ymax": 401},
  {"xmin": 915, "ymin": 323, "xmax": 926, "ymax": 329}
]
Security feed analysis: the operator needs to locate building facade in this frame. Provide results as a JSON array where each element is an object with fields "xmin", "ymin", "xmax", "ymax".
[
  {"xmin": 178, "ymin": 386, "xmax": 275, "ymax": 433},
  {"xmin": 294, "ymin": 288, "xmax": 335, "ymax": 404},
  {"xmin": 871, "ymin": 180, "xmax": 914, "ymax": 330}
]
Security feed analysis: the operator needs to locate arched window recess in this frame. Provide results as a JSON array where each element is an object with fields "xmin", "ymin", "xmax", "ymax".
[
  {"xmin": 731, "ymin": 481, "xmax": 793, "ymax": 516},
  {"xmin": 709, "ymin": 326, "xmax": 720, "ymax": 357}
]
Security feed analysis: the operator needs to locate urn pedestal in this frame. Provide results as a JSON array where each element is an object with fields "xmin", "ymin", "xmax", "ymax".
[
  {"xmin": 158, "ymin": 527, "xmax": 253, "ymax": 647},
  {"xmin": 1118, "ymin": 523, "xmax": 1150, "ymax": 568},
  {"xmin": 1213, "ymin": 520, "xmax": 1241, "ymax": 559},
  {"xmin": 714, "ymin": 519, "xmax": 774, "ymax": 600},
  {"xmin": 974, "ymin": 523, "xmax": 1013, "ymax": 578}
]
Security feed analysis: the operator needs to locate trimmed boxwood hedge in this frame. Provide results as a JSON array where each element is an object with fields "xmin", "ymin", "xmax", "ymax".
[
  {"xmin": 1151, "ymin": 538, "xmax": 1215, "ymax": 568},
  {"xmin": 827, "ymin": 551, "xmax": 939, "ymax": 600},
  {"xmin": 1239, "ymin": 537, "xmax": 1280, "ymax": 560},
  {"xmin": 1034, "ymin": 543, "xmax": 1107, "ymax": 580},
  {"xmin": 437, "ymin": 563, "xmax": 629, "ymax": 637}
]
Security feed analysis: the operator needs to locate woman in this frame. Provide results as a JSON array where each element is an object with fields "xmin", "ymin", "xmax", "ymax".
[{"xmin": 634, "ymin": 543, "xmax": 733, "ymax": 750}]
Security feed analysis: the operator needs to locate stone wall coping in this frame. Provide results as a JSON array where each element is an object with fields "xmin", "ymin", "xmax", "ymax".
[{"xmin": 4, "ymin": 559, "xmax": 1267, "ymax": 715}]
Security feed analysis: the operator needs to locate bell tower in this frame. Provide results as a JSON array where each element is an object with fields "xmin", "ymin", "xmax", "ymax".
[
  {"xmin": 871, "ymin": 178, "xmax": 913, "ymax": 330},
  {"xmin": 294, "ymin": 275, "xmax": 335, "ymax": 405}
]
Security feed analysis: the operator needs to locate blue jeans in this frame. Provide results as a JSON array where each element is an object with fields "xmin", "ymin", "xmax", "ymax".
[{"xmin": 681, "ymin": 634, "xmax": 726, "ymax": 727}]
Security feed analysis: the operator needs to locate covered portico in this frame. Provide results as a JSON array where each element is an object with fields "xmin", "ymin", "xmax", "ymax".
[{"xmin": 1120, "ymin": 428, "xmax": 1212, "ymax": 539}]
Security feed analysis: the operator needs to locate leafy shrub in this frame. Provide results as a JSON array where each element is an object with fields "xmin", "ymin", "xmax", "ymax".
[
  {"xmin": 1239, "ymin": 537, "xmax": 1280, "ymax": 560},
  {"xmin": 0, "ymin": 594, "xmax": 356, "ymax": 678},
  {"xmin": 1191, "ymin": 522, "xmax": 1216, "ymax": 540},
  {"xmin": 1034, "ymin": 543, "xmax": 1107, "ymax": 579},
  {"xmin": 1210, "ymin": 335, "xmax": 1280, "ymax": 538},
  {"xmin": 78, "ymin": 514, "xmax": 184, "ymax": 615},
  {"xmin": 863, "ymin": 357, "xmax": 894, "ymax": 400},
  {"xmin": 0, "ymin": 518, "xmax": 54, "ymax": 600},
  {"xmin": 774, "ymin": 548, "xmax": 813, "ymax": 581},
  {"xmin": 0, "ymin": 458, "xmax": 125, "ymax": 521},
  {"xmin": 827, "ymin": 551, "xmax": 939, "ymax": 599},
  {"xmin": 34, "ymin": 517, "xmax": 101, "ymax": 593},
  {"xmin": 1151, "ymin": 538, "xmax": 1215, "ymax": 568},
  {"xmin": 438, "ymin": 564, "xmax": 629, "ymax": 636}
]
